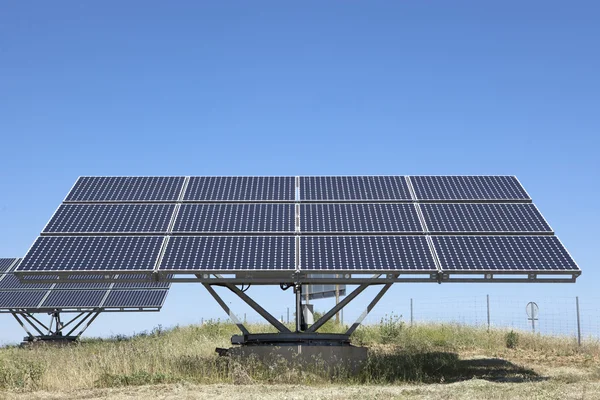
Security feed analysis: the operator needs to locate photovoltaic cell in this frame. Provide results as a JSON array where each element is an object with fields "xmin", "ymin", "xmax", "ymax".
[
  {"xmin": 0, "ymin": 291, "xmax": 47, "ymax": 308},
  {"xmin": 301, "ymin": 236, "xmax": 436, "ymax": 271},
  {"xmin": 41, "ymin": 290, "xmax": 107, "ymax": 308},
  {"xmin": 421, "ymin": 203, "xmax": 552, "ymax": 233},
  {"xmin": 184, "ymin": 177, "xmax": 295, "ymax": 201},
  {"xmin": 17, "ymin": 236, "xmax": 164, "ymax": 272},
  {"xmin": 65, "ymin": 176, "xmax": 185, "ymax": 202},
  {"xmin": 432, "ymin": 236, "xmax": 579, "ymax": 272},
  {"xmin": 173, "ymin": 204, "xmax": 294, "ymax": 233},
  {"xmin": 44, "ymin": 204, "xmax": 175, "ymax": 233},
  {"xmin": 0, "ymin": 258, "xmax": 17, "ymax": 273},
  {"xmin": 301, "ymin": 203, "xmax": 422, "ymax": 233},
  {"xmin": 301, "ymin": 176, "xmax": 412, "ymax": 201},
  {"xmin": 160, "ymin": 236, "xmax": 295, "ymax": 271},
  {"xmin": 103, "ymin": 290, "xmax": 167, "ymax": 308},
  {"xmin": 409, "ymin": 176, "xmax": 530, "ymax": 201}
]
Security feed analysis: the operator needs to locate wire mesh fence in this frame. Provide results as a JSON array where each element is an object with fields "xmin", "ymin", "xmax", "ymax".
[
  {"xmin": 198, "ymin": 293, "xmax": 600, "ymax": 345},
  {"xmin": 359, "ymin": 295, "xmax": 600, "ymax": 343}
]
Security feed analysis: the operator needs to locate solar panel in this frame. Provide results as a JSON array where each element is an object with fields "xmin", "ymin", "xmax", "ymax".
[
  {"xmin": 0, "ymin": 258, "xmax": 16, "ymax": 273},
  {"xmin": 300, "ymin": 176, "xmax": 412, "ymax": 201},
  {"xmin": 160, "ymin": 236, "xmax": 295, "ymax": 271},
  {"xmin": 0, "ymin": 291, "xmax": 47, "ymax": 308},
  {"xmin": 409, "ymin": 176, "xmax": 530, "ymax": 201},
  {"xmin": 112, "ymin": 274, "xmax": 171, "ymax": 289},
  {"xmin": 53, "ymin": 281, "xmax": 111, "ymax": 290},
  {"xmin": 65, "ymin": 176, "xmax": 185, "ymax": 202},
  {"xmin": 421, "ymin": 203, "xmax": 552, "ymax": 233},
  {"xmin": 41, "ymin": 290, "xmax": 107, "ymax": 308},
  {"xmin": 173, "ymin": 204, "xmax": 294, "ymax": 233},
  {"xmin": 103, "ymin": 289, "xmax": 168, "ymax": 308},
  {"xmin": 184, "ymin": 177, "xmax": 295, "ymax": 202},
  {"xmin": 17, "ymin": 236, "xmax": 164, "ymax": 272},
  {"xmin": 301, "ymin": 236, "xmax": 436, "ymax": 271},
  {"xmin": 44, "ymin": 204, "xmax": 176, "ymax": 233},
  {"xmin": 432, "ymin": 236, "xmax": 579, "ymax": 272},
  {"xmin": 301, "ymin": 203, "xmax": 422, "ymax": 233},
  {"xmin": 0, "ymin": 273, "xmax": 52, "ymax": 290}
]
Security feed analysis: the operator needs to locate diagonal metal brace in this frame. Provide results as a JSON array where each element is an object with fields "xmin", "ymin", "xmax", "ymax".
[
  {"xmin": 306, "ymin": 274, "xmax": 381, "ymax": 333},
  {"xmin": 203, "ymin": 283, "xmax": 250, "ymax": 335},
  {"xmin": 210, "ymin": 274, "xmax": 291, "ymax": 333},
  {"xmin": 346, "ymin": 282, "xmax": 393, "ymax": 335},
  {"xmin": 11, "ymin": 312, "xmax": 37, "ymax": 338}
]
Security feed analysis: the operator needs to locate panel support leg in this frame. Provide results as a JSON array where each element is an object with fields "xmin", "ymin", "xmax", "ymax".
[
  {"xmin": 74, "ymin": 311, "xmax": 101, "ymax": 338},
  {"xmin": 295, "ymin": 284, "xmax": 302, "ymax": 332},
  {"xmin": 11, "ymin": 312, "xmax": 37, "ymax": 339},
  {"xmin": 65, "ymin": 312, "xmax": 94, "ymax": 337},
  {"xmin": 306, "ymin": 275, "xmax": 382, "ymax": 333},
  {"xmin": 346, "ymin": 283, "xmax": 393, "ymax": 335},
  {"xmin": 203, "ymin": 283, "xmax": 250, "ymax": 335},
  {"xmin": 222, "ymin": 283, "xmax": 291, "ymax": 333}
]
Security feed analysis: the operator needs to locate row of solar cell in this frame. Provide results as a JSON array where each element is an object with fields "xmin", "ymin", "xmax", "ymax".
[
  {"xmin": 43, "ymin": 203, "xmax": 550, "ymax": 234},
  {"xmin": 0, "ymin": 289, "xmax": 168, "ymax": 309},
  {"xmin": 63, "ymin": 176, "xmax": 531, "ymax": 203},
  {"xmin": 15, "ymin": 235, "xmax": 579, "ymax": 273},
  {"xmin": 0, "ymin": 259, "xmax": 170, "ymax": 290}
]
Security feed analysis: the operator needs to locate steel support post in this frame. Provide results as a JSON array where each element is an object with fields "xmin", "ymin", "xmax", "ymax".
[
  {"xmin": 11, "ymin": 312, "xmax": 36, "ymax": 339},
  {"xmin": 346, "ymin": 283, "xmax": 393, "ymax": 335},
  {"xmin": 19, "ymin": 313, "xmax": 47, "ymax": 336},
  {"xmin": 306, "ymin": 281, "xmax": 373, "ymax": 333},
  {"xmin": 212, "ymin": 275, "xmax": 291, "ymax": 333},
  {"xmin": 66, "ymin": 312, "xmax": 95, "ymax": 337},
  {"xmin": 295, "ymin": 284, "xmax": 302, "ymax": 332},
  {"xmin": 203, "ymin": 284, "xmax": 250, "ymax": 335},
  {"xmin": 75, "ymin": 311, "xmax": 101, "ymax": 338}
]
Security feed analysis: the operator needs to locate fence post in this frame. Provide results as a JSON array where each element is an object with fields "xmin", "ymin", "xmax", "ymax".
[
  {"xmin": 487, "ymin": 294, "xmax": 490, "ymax": 332},
  {"xmin": 410, "ymin": 298, "xmax": 413, "ymax": 326},
  {"xmin": 576, "ymin": 296, "xmax": 581, "ymax": 346}
]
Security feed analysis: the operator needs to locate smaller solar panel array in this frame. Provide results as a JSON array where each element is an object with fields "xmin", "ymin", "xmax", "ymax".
[
  {"xmin": 0, "ymin": 258, "xmax": 169, "ymax": 311},
  {"xmin": 14, "ymin": 176, "xmax": 579, "ymax": 278}
]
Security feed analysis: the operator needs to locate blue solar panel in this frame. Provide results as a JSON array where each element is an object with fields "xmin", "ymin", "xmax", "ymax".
[
  {"xmin": 421, "ymin": 203, "xmax": 552, "ymax": 233},
  {"xmin": 41, "ymin": 290, "xmax": 107, "ymax": 308},
  {"xmin": 173, "ymin": 204, "xmax": 294, "ymax": 233},
  {"xmin": 160, "ymin": 236, "xmax": 295, "ymax": 271},
  {"xmin": 432, "ymin": 236, "xmax": 579, "ymax": 272},
  {"xmin": 0, "ymin": 273, "xmax": 52, "ymax": 290},
  {"xmin": 112, "ymin": 274, "xmax": 171, "ymax": 289},
  {"xmin": 103, "ymin": 290, "xmax": 167, "ymax": 308},
  {"xmin": 44, "ymin": 204, "xmax": 176, "ymax": 233},
  {"xmin": 301, "ymin": 203, "xmax": 422, "ymax": 233},
  {"xmin": 65, "ymin": 177, "xmax": 185, "ymax": 202},
  {"xmin": 301, "ymin": 236, "xmax": 436, "ymax": 271},
  {"xmin": 300, "ymin": 176, "xmax": 412, "ymax": 201},
  {"xmin": 17, "ymin": 236, "xmax": 164, "ymax": 272},
  {"xmin": 0, "ymin": 291, "xmax": 47, "ymax": 308},
  {"xmin": 184, "ymin": 177, "xmax": 295, "ymax": 202},
  {"xmin": 0, "ymin": 258, "xmax": 18, "ymax": 273},
  {"xmin": 409, "ymin": 176, "xmax": 530, "ymax": 201}
]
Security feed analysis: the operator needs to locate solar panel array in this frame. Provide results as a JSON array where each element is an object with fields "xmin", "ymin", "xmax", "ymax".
[
  {"xmin": 14, "ymin": 176, "xmax": 580, "ymax": 279},
  {"xmin": 0, "ymin": 258, "xmax": 169, "ymax": 311}
]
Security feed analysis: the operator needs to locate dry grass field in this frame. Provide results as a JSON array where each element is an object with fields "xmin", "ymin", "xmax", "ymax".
[{"xmin": 0, "ymin": 317, "xmax": 599, "ymax": 399}]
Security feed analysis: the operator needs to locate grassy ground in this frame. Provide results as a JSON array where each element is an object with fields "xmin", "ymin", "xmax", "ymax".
[{"xmin": 0, "ymin": 318, "xmax": 599, "ymax": 399}]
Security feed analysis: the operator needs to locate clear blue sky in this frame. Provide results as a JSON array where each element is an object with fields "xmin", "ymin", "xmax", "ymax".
[{"xmin": 0, "ymin": 2, "xmax": 598, "ymax": 344}]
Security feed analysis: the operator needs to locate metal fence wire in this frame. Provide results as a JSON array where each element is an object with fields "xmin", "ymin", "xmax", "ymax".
[{"xmin": 359, "ymin": 295, "xmax": 600, "ymax": 344}]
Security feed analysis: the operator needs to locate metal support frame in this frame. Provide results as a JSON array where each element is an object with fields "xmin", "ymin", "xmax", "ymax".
[
  {"xmin": 204, "ymin": 272, "xmax": 392, "ymax": 346},
  {"xmin": 9, "ymin": 309, "xmax": 102, "ymax": 342}
]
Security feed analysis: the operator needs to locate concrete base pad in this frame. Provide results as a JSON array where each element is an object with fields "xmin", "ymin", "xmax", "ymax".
[{"xmin": 225, "ymin": 344, "xmax": 368, "ymax": 375}]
